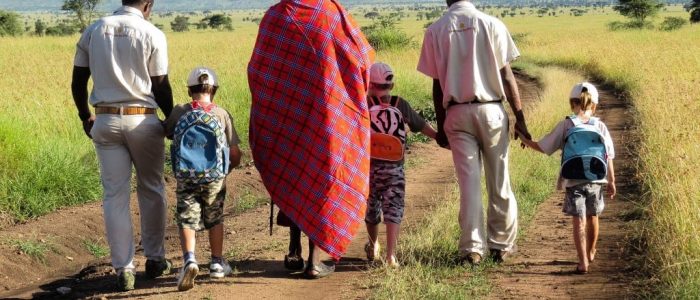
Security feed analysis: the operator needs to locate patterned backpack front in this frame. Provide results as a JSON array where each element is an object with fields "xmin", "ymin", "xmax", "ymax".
[
  {"xmin": 171, "ymin": 101, "xmax": 230, "ymax": 184},
  {"xmin": 369, "ymin": 95, "xmax": 406, "ymax": 162}
]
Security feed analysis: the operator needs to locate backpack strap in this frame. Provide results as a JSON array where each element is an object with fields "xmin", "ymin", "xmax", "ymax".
[
  {"xmin": 369, "ymin": 96, "xmax": 381, "ymax": 107},
  {"xmin": 567, "ymin": 115, "xmax": 582, "ymax": 126},
  {"xmin": 389, "ymin": 95, "xmax": 400, "ymax": 107}
]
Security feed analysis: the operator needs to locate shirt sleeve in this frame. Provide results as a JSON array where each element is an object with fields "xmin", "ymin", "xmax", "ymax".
[
  {"xmin": 599, "ymin": 122, "xmax": 615, "ymax": 160},
  {"xmin": 148, "ymin": 30, "xmax": 168, "ymax": 76},
  {"xmin": 73, "ymin": 27, "xmax": 92, "ymax": 67},
  {"xmin": 417, "ymin": 28, "xmax": 439, "ymax": 79},
  {"xmin": 397, "ymin": 98, "xmax": 427, "ymax": 133},
  {"xmin": 224, "ymin": 110, "xmax": 241, "ymax": 146},
  {"xmin": 537, "ymin": 119, "xmax": 569, "ymax": 156},
  {"xmin": 491, "ymin": 19, "xmax": 520, "ymax": 69}
]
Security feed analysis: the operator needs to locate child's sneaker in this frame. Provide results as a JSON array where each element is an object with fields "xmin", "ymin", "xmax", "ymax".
[
  {"xmin": 177, "ymin": 261, "xmax": 199, "ymax": 291},
  {"xmin": 209, "ymin": 259, "xmax": 232, "ymax": 279}
]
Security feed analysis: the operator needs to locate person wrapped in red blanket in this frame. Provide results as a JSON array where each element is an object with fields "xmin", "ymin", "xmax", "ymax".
[{"xmin": 247, "ymin": 0, "xmax": 374, "ymax": 279}]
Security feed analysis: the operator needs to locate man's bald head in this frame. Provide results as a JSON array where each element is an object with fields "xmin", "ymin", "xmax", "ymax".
[{"xmin": 446, "ymin": 0, "xmax": 464, "ymax": 7}]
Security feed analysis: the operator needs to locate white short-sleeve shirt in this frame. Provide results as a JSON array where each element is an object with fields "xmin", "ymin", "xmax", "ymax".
[
  {"xmin": 417, "ymin": 1, "xmax": 520, "ymax": 108},
  {"xmin": 74, "ymin": 6, "xmax": 168, "ymax": 108},
  {"xmin": 538, "ymin": 116, "xmax": 615, "ymax": 188}
]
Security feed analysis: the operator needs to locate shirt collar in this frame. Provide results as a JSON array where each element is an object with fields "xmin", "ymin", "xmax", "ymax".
[
  {"xmin": 449, "ymin": 1, "xmax": 476, "ymax": 11},
  {"xmin": 114, "ymin": 5, "xmax": 145, "ymax": 19}
]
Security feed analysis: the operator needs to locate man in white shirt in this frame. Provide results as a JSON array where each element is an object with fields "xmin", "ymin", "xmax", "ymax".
[
  {"xmin": 71, "ymin": 0, "xmax": 173, "ymax": 291},
  {"xmin": 417, "ymin": 0, "xmax": 531, "ymax": 266}
]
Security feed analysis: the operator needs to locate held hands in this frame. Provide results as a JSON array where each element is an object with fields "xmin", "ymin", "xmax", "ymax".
[
  {"xmin": 82, "ymin": 115, "xmax": 96, "ymax": 139},
  {"xmin": 436, "ymin": 130, "xmax": 450, "ymax": 150}
]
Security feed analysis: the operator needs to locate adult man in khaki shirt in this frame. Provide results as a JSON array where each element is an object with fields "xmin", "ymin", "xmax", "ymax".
[
  {"xmin": 417, "ymin": 0, "xmax": 531, "ymax": 266},
  {"xmin": 71, "ymin": 0, "xmax": 173, "ymax": 291}
]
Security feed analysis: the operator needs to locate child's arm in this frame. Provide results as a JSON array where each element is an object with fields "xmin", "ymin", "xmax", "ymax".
[
  {"xmin": 516, "ymin": 130, "xmax": 545, "ymax": 153},
  {"xmin": 607, "ymin": 158, "xmax": 616, "ymax": 199},
  {"xmin": 420, "ymin": 123, "xmax": 437, "ymax": 140}
]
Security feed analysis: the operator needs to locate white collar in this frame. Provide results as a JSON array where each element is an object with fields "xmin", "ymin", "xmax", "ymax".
[
  {"xmin": 114, "ymin": 6, "xmax": 144, "ymax": 19},
  {"xmin": 449, "ymin": 1, "xmax": 476, "ymax": 11}
]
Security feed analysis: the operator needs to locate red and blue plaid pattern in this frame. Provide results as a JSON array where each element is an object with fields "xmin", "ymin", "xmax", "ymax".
[{"xmin": 248, "ymin": 0, "xmax": 374, "ymax": 260}]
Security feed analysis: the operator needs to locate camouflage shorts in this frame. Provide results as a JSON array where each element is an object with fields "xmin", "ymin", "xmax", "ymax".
[
  {"xmin": 563, "ymin": 183, "xmax": 605, "ymax": 217},
  {"xmin": 365, "ymin": 162, "xmax": 405, "ymax": 225},
  {"xmin": 176, "ymin": 179, "xmax": 226, "ymax": 231}
]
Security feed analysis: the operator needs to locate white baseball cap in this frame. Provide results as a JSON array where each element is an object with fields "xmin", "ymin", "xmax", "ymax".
[
  {"xmin": 187, "ymin": 67, "xmax": 218, "ymax": 87},
  {"xmin": 569, "ymin": 82, "xmax": 599, "ymax": 104},
  {"xmin": 369, "ymin": 62, "xmax": 394, "ymax": 84}
]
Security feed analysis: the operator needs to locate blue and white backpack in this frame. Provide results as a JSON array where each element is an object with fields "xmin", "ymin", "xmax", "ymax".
[
  {"xmin": 171, "ymin": 102, "xmax": 230, "ymax": 184},
  {"xmin": 561, "ymin": 115, "xmax": 607, "ymax": 181}
]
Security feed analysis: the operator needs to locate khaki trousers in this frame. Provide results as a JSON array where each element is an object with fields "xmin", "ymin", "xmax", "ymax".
[
  {"xmin": 444, "ymin": 103, "xmax": 518, "ymax": 256},
  {"xmin": 91, "ymin": 113, "xmax": 167, "ymax": 271}
]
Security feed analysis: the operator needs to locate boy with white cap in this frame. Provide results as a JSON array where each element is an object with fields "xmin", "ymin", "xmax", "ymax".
[
  {"xmin": 518, "ymin": 82, "xmax": 616, "ymax": 274},
  {"xmin": 364, "ymin": 62, "xmax": 437, "ymax": 267},
  {"xmin": 163, "ymin": 67, "xmax": 242, "ymax": 290}
]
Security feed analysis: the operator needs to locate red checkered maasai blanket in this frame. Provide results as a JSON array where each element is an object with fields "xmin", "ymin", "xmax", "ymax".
[{"xmin": 247, "ymin": 0, "xmax": 375, "ymax": 260}]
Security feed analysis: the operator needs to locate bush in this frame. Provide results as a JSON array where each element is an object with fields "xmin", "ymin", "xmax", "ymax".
[
  {"xmin": 608, "ymin": 20, "xmax": 654, "ymax": 31},
  {"xmin": 0, "ymin": 10, "xmax": 23, "ymax": 37},
  {"xmin": 45, "ymin": 21, "xmax": 78, "ymax": 36},
  {"xmin": 362, "ymin": 15, "xmax": 414, "ymax": 51},
  {"xmin": 658, "ymin": 16, "xmax": 687, "ymax": 31}
]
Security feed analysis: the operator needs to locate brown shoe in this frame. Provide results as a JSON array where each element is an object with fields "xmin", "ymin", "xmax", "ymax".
[
  {"xmin": 490, "ymin": 249, "xmax": 509, "ymax": 264},
  {"xmin": 458, "ymin": 252, "xmax": 482, "ymax": 266}
]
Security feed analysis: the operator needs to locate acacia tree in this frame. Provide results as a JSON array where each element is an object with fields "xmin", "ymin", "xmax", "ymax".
[
  {"xmin": 171, "ymin": 15, "xmax": 189, "ymax": 32},
  {"xmin": 62, "ymin": 0, "xmax": 101, "ymax": 32},
  {"xmin": 688, "ymin": 0, "xmax": 700, "ymax": 23},
  {"xmin": 613, "ymin": 0, "xmax": 663, "ymax": 24}
]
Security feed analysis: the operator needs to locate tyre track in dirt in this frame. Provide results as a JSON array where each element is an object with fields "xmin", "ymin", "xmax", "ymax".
[{"xmin": 488, "ymin": 79, "xmax": 641, "ymax": 299}]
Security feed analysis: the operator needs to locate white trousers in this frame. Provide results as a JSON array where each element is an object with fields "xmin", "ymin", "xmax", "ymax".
[
  {"xmin": 91, "ymin": 113, "xmax": 167, "ymax": 271},
  {"xmin": 444, "ymin": 103, "xmax": 518, "ymax": 256}
]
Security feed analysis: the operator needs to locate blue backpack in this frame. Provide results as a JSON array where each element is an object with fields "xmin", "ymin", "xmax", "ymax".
[
  {"xmin": 561, "ymin": 115, "xmax": 607, "ymax": 181},
  {"xmin": 171, "ymin": 102, "xmax": 230, "ymax": 184}
]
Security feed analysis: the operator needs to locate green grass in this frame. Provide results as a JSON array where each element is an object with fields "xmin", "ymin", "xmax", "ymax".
[
  {"xmin": 10, "ymin": 238, "xmax": 55, "ymax": 264},
  {"xmin": 233, "ymin": 188, "xmax": 269, "ymax": 214},
  {"xmin": 82, "ymin": 238, "xmax": 109, "ymax": 259}
]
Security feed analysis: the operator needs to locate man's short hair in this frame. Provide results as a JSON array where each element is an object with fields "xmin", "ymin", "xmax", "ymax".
[{"xmin": 122, "ymin": 0, "xmax": 151, "ymax": 6}]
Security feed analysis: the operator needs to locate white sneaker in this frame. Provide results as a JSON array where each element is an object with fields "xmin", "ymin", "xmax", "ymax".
[
  {"xmin": 209, "ymin": 260, "xmax": 232, "ymax": 279},
  {"xmin": 177, "ymin": 261, "xmax": 199, "ymax": 291}
]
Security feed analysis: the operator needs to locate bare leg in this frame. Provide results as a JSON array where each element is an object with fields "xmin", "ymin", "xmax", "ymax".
[
  {"xmin": 586, "ymin": 216, "xmax": 599, "ymax": 262},
  {"xmin": 308, "ymin": 239, "xmax": 322, "ymax": 266},
  {"xmin": 289, "ymin": 225, "xmax": 302, "ymax": 257},
  {"xmin": 180, "ymin": 228, "xmax": 196, "ymax": 256},
  {"xmin": 366, "ymin": 222, "xmax": 379, "ymax": 246},
  {"xmin": 208, "ymin": 223, "xmax": 224, "ymax": 258},
  {"xmin": 572, "ymin": 216, "xmax": 588, "ymax": 272},
  {"xmin": 385, "ymin": 223, "xmax": 400, "ymax": 267}
]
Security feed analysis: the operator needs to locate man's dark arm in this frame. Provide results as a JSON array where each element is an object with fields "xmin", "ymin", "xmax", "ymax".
[
  {"xmin": 151, "ymin": 75, "xmax": 174, "ymax": 118},
  {"xmin": 432, "ymin": 79, "xmax": 449, "ymax": 148},
  {"xmin": 71, "ymin": 66, "xmax": 94, "ymax": 138},
  {"xmin": 500, "ymin": 64, "xmax": 531, "ymax": 140}
]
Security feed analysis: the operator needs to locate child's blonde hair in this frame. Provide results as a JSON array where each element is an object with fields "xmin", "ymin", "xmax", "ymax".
[{"xmin": 570, "ymin": 89, "xmax": 595, "ymax": 111}]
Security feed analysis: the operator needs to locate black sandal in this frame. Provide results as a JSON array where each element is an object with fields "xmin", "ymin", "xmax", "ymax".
[
  {"xmin": 284, "ymin": 254, "xmax": 305, "ymax": 271},
  {"xmin": 304, "ymin": 262, "xmax": 335, "ymax": 279}
]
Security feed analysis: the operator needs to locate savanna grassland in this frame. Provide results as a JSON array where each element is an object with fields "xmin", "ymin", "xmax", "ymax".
[{"xmin": 1, "ymin": 3, "xmax": 699, "ymax": 298}]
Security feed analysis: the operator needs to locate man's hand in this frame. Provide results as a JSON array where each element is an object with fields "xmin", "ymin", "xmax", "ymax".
[
  {"xmin": 514, "ymin": 119, "xmax": 531, "ymax": 141},
  {"xmin": 82, "ymin": 115, "xmax": 96, "ymax": 139},
  {"xmin": 436, "ymin": 130, "xmax": 449, "ymax": 149}
]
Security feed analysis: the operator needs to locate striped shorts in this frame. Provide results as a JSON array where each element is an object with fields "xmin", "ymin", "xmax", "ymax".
[{"xmin": 365, "ymin": 161, "xmax": 406, "ymax": 225}]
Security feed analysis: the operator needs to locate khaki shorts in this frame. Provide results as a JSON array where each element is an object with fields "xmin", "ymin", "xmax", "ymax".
[
  {"xmin": 563, "ymin": 183, "xmax": 605, "ymax": 217},
  {"xmin": 176, "ymin": 179, "xmax": 226, "ymax": 231}
]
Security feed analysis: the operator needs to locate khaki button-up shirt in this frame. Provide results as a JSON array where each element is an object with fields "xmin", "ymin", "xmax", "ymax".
[
  {"xmin": 74, "ymin": 6, "xmax": 168, "ymax": 108},
  {"xmin": 417, "ymin": 1, "xmax": 520, "ymax": 109}
]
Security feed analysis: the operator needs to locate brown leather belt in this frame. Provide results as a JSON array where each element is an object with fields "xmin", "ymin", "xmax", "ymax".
[
  {"xmin": 95, "ymin": 107, "xmax": 156, "ymax": 115},
  {"xmin": 448, "ymin": 97, "xmax": 501, "ymax": 107}
]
